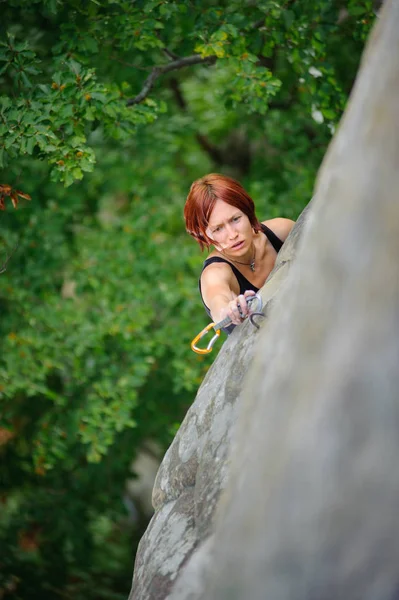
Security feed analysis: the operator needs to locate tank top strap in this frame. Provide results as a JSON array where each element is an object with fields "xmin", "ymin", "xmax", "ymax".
[{"xmin": 201, "ymin": 256, "xmax": 241, "ymax": 278}]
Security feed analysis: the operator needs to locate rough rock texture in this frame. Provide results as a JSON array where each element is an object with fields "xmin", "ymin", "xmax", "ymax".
[
  {"xmin": 129, "ymin": 2, "xmax": 399, "ymax": 598},
  {"xmin": 128, "ymin": 203, "xmax": 309, "ymax": 600},
  {"xmin": 204, "ymin": 1, "xmax": 399, "ymax": 599}
]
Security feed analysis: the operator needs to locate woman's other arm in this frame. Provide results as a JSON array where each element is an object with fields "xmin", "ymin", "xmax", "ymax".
[{"xmin": 263, "ymin": 217, "xmax": 295, "ymax": 242}]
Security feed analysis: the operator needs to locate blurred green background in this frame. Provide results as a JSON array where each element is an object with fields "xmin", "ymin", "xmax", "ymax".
[{"xmin": 0, "ymin": 1, "xmax": 375, "ymax": 598}]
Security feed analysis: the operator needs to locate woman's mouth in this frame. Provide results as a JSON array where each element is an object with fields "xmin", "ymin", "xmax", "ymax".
[{"xmin": 231, "ymin": 241, "xmax": 244, "ymax": 250}]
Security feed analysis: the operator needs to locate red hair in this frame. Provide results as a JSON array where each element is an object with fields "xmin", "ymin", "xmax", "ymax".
[{"xmin": 184, "ymin": 173, "xmax": 261, "ymax": 250}]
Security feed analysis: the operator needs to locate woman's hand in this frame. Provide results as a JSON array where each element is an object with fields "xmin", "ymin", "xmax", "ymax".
[{"xmin": 219, "ymin": 290, "xmax": 256, "ymax": 325}]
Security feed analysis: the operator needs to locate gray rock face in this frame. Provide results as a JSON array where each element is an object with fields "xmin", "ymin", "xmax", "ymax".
[{"xmin": 129, "ymin": 2, "xmax": 399, "ymax": 598}]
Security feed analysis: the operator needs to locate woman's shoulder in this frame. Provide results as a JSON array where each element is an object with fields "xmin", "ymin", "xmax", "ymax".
[
  {"xmin": 200, "ymin": 252, "xmax": 235, "ymax": 281},
  {"xmin": 262, "ymin": 217, "xmax": 295, "ymax": 242},
  {"xmin": 200, "ymin": 256, "xmax": 237, "ymax": 306}
]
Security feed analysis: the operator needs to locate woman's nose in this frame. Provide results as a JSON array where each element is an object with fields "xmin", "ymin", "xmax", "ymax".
[{"xmin": 226, "ymin": 224, "xmax": 238, "ymax": 239}]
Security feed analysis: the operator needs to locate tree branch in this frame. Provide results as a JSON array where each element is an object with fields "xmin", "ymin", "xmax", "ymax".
[
  {"xmin": 126, "ymin": 54, "xmax": 217, "ymax": 106},
  {"xmin": 169, "ymin": 77, "xmax": 187, "ymax": 110},
  {"xmin": 196, "ymin": 133, "xmax": 225, "ymax": 165},
  {"xmin": 252, "ymin": 18, "xmax": 266, "ymax": 29},
  {"xmin": 162, "ymin": 47, "xmax": 180, "ymax": 61},
  {"xmin": 154, "ymin": 30, "xmax": 181, "ymax": 61},
  {"xmin": 169, "ymin": 78, "xmax": 251, "ymax": 174},
  {"xmin": 169, "ymin": 78, "xmax": 224, "ymax": 164}
]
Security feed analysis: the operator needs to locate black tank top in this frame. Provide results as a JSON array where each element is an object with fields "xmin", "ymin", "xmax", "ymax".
[{"xmin": 199, "ymin": 224, "xmax": 283, "ymax": 332}]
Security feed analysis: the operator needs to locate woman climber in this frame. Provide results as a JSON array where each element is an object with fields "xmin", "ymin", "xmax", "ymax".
[{"xmin": 184, "ymin": 173, "xmax": 295, "ymax": 332}]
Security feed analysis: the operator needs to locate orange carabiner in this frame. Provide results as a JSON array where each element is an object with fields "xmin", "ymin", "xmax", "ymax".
[
  {"xmin": 190, "ymin": 293, "xmax": 263, "ymax": 355},
  {"xmin": 191, "ymin": 323, "xmax": 221, "ymax": 355}
]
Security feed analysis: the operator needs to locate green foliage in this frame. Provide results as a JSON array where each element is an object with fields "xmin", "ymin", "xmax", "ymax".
[
  {"xmin": 0, "ymin": 34, "xmax": 161, "ymax": 184},
  {"xmin": 0, "ymin": 0, "xmax": 376, "ymax": 597}
]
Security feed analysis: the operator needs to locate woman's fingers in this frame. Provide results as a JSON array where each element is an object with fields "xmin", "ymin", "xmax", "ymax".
[
  {"xmin": 236, "ymin": 294, "xmax": 247, "ymax": 318},
  {"xmin": 221, "ymin": 292, "xmax": 257, "ymax": 325},
  {"xmin": 224, "ymin": 302, "xmax": 239, "ymax": 325},
  {"xmin": 231, "ymin": 294, "xmax": 249, "ymax": 323}
]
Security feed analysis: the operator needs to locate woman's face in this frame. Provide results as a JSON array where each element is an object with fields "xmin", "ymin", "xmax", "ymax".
[{"xmin": 206, "ymin": 199, "xmax": 253, "ymax": 255}]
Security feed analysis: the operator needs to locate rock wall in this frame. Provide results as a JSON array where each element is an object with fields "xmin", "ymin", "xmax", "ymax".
[
  {"xmin": 205, "ymin": 0, "xmax": 399, "ymax": 598},
  {"xmin": 129, "ymin": 1, "xmax": 399, "ymax": 598}
]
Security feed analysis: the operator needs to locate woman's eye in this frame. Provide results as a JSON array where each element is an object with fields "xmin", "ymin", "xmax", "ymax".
[{"xmin": 233, "ymin": 216, "xmax": 241, "ymax": 222}]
